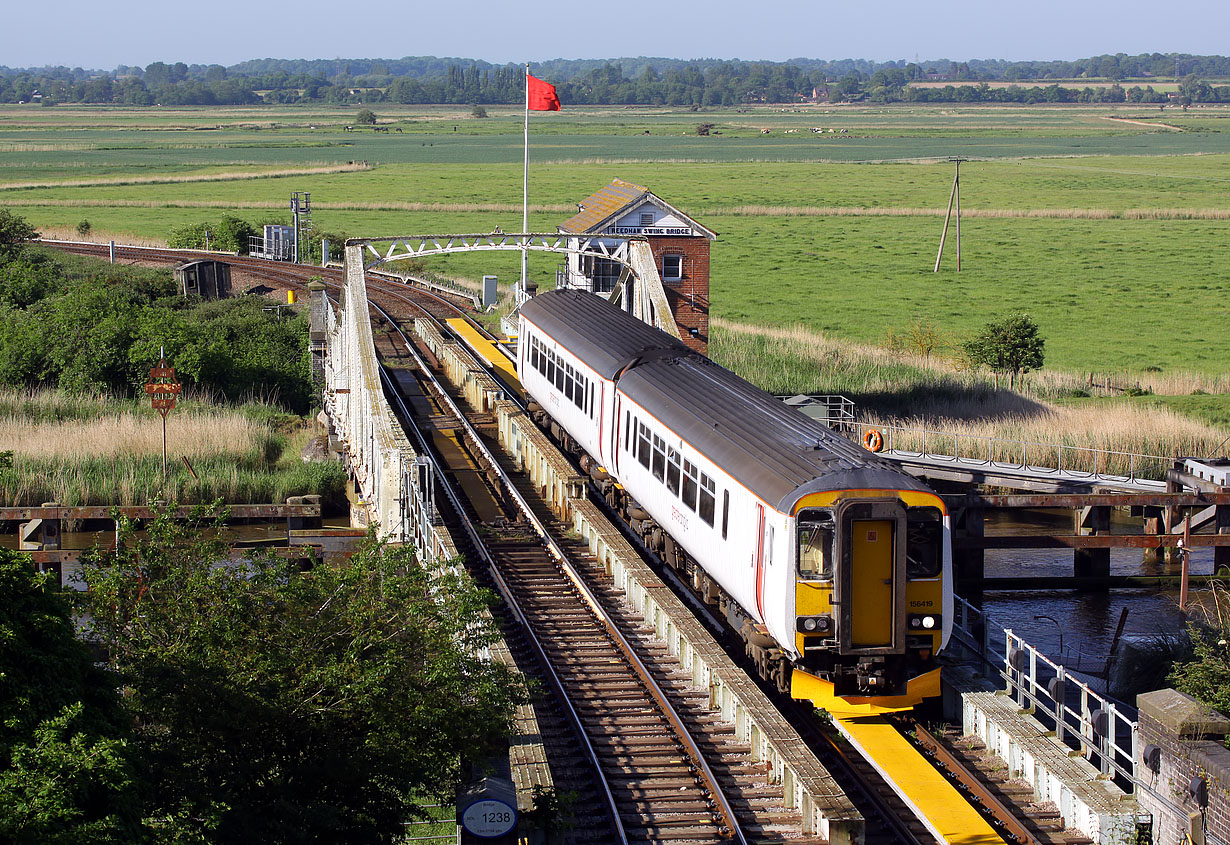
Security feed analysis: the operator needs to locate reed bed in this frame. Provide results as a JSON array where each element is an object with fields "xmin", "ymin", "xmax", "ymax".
[
  {"xmin": 710, "ymin": 319, "xmax": 1228, "ymax": 476},
  {"xmin": 32, "ymin": 224, "xmax": 168, "ymax": 247},
  {"xmin": 873, "ymin": 404, "xmax": 1223, "ymax": 479},
  {"xmin": 0, "ymin": 390, "xmax": 344, "ymax": 507},
  {"xmin": 0, "ymin": 162, "xmax": 371, "ymax": 192}
]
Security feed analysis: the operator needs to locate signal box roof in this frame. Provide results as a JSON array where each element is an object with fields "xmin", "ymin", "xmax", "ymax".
[{"xmin": 558, "ymin": 178, "xmax": 717, "ymax": 239}]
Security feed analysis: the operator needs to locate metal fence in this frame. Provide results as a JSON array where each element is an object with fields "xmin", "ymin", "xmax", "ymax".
[
  {"xmin": 853, "ymin": 421, "xmax": 1170, "ymax": 485},
  {"xmin": 951, "ymin": 596, "xmax": 1139, "ymax": 791}
]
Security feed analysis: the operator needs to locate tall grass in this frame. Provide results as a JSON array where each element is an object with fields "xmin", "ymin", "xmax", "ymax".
[
  {"xmin": 33, "ymin": 224, "xmax": 168, "ymax": 247},
  {"xmin": 0, "ymin": 389, "xmax": 345, "ymax": 508},
  {"xmin": 710, "ymin": 319, "xmax": 1228, "ymax": 473}
]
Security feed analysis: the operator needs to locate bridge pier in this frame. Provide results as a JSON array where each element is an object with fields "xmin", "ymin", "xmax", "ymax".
[
  {"xmin": 952, "ymin": 507, "xmax": 984, "ymax": 589},
  {"xmin": 1217, "ymin": 504, "xmax": 1230, "ymax": 572},
  {"xmin": 1139, "ymin": 505, "xmax": 1166, "ymax": 565},
  {"xmin": 1073, "ymin": 505, "xmax": 1110, "ymax": 584}
]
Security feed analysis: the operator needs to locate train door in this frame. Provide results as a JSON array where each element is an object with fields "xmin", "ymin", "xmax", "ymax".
[
  {"xmin": 837, "ymin": 500, "xmax": 906, "ymax": 653},
  {"xmin": 754, "ymin": 503, "xmax": 766, "ymax": 620}
]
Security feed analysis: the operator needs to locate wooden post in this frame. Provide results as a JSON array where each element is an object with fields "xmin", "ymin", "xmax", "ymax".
[
  {"xmin": 1179, "ymin": 513, "xmax": 1192, "ymax": 610},
  {"xmin": 934, "ymin": 172, "xmax": 957, "ymax": 273},
  {"xmin": 954, "ymin": 158, "xmax": 962, "ymax": 272},
  {"xmin": 934, "ymin": 157, "xmax": 966, "ymax": 273}
]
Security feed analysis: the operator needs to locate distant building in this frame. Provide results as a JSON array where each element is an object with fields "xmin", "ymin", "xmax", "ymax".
[{"xmin": 557, "ymin": 178, "xmax": 716, "ymax": 353}]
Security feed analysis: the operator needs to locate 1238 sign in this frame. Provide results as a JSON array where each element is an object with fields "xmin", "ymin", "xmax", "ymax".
[{"xmin": 460, "ymin": 798, "xmax": 516, "ymax": 837}]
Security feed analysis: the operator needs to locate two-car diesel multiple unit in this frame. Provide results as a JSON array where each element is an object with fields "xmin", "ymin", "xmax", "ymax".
[{"xmin": 518, "ymin": 290, "xmax": 952, "ymax": 705}]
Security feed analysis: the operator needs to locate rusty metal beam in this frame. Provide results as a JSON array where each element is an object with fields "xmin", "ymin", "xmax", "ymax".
[
  {"xmin": 943, "ymin": 492, "xmax": 1230, "ymax": 509},
  {"xmin": 957, "ymin": 533, "xmax": 1230, "ymax": 549}
]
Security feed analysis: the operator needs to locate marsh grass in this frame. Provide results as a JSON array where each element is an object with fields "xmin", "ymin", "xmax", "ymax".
[
  {"xmin": 711, "ymin": 319, "xmax": 1228, "ymax": 477},
  {"xmin": 0, "ymin": 389, "xmax": 345, "ymax": 507}
]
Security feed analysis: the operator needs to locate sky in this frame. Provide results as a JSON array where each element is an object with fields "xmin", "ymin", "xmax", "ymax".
[{"xmin": 6, "ymin": 0, "xmax": 1230, "ymax": 71}]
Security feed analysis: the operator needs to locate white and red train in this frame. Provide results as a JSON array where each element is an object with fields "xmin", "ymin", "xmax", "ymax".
[{"xmin": 518, "ymin": 289, "xmax": 952, "ymax": 705}]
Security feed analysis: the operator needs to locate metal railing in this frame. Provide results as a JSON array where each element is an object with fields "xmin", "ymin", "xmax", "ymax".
[
  {"xmin": 951, "ymin": 596, "xmax": 1138, "ymax": 790},
  {"xmin": 1004, "ymin": 629, "xmax": 1138, "ymax": 789},
  {"xmin": 853, "ymin": 421, "xmax": 1169, "ymax": 486}
]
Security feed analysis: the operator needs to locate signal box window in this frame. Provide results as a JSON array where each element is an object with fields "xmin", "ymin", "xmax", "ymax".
[{"xmin": 662, "ymin": 254, "xmax": 683, "ymax": 281}]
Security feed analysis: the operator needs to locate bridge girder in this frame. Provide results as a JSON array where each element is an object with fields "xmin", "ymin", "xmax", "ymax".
[{"xmin": 352, "ymin": 233, "xmax": 637, "ymax": 271}]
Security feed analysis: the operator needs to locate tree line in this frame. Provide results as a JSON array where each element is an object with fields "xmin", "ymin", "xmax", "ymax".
[{"xmin": 5, "ymin": 52, "xmax": 1230, "ymax": 106}]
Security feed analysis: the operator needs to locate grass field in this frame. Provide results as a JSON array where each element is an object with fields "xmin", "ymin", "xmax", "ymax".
[{"xmin": 2, "ymin": 101, "xmax": 1227, "ymax": 393}]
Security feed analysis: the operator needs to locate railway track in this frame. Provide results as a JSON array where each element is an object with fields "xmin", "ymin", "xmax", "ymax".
[{"xmin": 46, "ymin": 242, "xmax": 1078, "ymax": 844}]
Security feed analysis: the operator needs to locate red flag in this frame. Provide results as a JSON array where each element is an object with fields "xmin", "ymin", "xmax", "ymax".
[{"xmin": 527, "ymin": 73, "xmax": 561, "ymax": 111}]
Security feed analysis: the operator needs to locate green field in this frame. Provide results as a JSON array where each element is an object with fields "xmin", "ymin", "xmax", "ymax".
[{"xmin": 2, "ymin": 102, "xmax": 1229, "ymax": 379}]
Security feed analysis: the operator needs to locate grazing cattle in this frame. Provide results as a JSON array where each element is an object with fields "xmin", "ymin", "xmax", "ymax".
[{"xmin": 760, "ymin": 128, "xmax": 771, "ymax": 134}]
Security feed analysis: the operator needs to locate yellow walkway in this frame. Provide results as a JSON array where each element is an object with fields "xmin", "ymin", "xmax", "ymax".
[
  {"xmin": 833, "ymin": 712, "xmax": 1005, "ymax": 844},
  {"xmin": 445, "ymin": 318, "xmax": 523, "ymax": 397}
]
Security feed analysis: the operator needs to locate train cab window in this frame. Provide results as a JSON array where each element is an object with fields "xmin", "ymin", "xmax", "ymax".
[
  {"xmin": 797, "ymin": 511, "xmax": 835, "ymax": 581},
  {"xmin": 637, "ymin": 422, "xmax": 651, "ymax": 469},
  {"xmin": 665, "ymin": 448, "xmax": 681, "ymax": 495},
  {"xmin": 681, "ymin": 459, "xmax": 698, "ymax": 510},
  {"xmin": 699, "ymin": 476, "xmax": 716, "ymax": 526},
  {"xmin": 651, "ymin": 435, "xmax": 666, "ymax": 481},
  {"xmin": 907, "ymin": 507, "xmax": 943, "ymax": 579},
  {"xmin": 720, "ymin": 490, "xmax": 729, "ymax": 538}
]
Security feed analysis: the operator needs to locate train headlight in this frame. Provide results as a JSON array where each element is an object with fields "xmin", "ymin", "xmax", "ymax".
[
  {"xmin": 908, "ymin": 613, "xmax": 941, "ymax": 630},
  {"xmin": 796, "ymin": 615, "xmax": 832, "ymax": 633}
]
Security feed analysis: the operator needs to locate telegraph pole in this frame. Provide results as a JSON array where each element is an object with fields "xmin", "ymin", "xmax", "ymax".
[{"xmin": 934, "ymin": 157, "xmax": 967, "ymax": 272}]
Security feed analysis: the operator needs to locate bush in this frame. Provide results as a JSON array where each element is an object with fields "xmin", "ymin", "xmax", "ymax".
[
  {"xmin": 356, "ymin": 108, "xmax": 377, "ymax": 125},
  {"xmin": 167, "ymin": 215, "xmax": 257, "ymax": 254}
]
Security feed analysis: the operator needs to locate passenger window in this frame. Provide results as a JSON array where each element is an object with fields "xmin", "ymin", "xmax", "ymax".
[
  {"xmin": 665, "ymin": 448, "xmax": 681, "ymax": 496},
  {"xmin": 699, "ymin": 476, "xmax": 716, "ymax": 526},
  {"xmin": 681, "ymin": 459, "xmax": 698, "ymax": 510},
  {"xmin": 637, "ymin": 423, "xmax": 651, "ymax": 469},
  {"xmin": 907, "ymin": 507, "xmax": 944, "ymax": 578},
  {"xmin": 651, "ymin": 435, "xmax": 666, "ymax": 481},
  {"xmin": 798, "ymin": 514, "xmax": 835, "ymax": 580}
]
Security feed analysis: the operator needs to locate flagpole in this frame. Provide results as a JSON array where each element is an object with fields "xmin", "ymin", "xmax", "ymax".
[{"xmin": 522, "ymin": 63, "xmax": 530, "ymax": 295}]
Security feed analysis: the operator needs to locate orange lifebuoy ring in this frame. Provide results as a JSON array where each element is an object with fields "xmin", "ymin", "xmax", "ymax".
[{"xmin": 863, "ymin": 428, "xmax": 884, "ymax": 452}]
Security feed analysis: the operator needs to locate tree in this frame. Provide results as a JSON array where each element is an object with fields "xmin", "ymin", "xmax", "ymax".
[
  {"xmin": 0, "ymin": 210, "xmax": 39, "ymax": 260},
  {"xmin": 962, "ymin": 312, "xmax": 1045, "ymax": 388},
  {"xmin": 356, "ymin": 108, "xmax": 377, "ymax": 125},
  {"xmin": 470, "ymin": 104, "xmax": 488, "ymax": 118},
  {"xmin": 0, "ymin": 548, "xmax": 140, "ymax": 842},
  {"xmin": 80, "ymin": 506, "xmax": 526, "ymax": 843}
]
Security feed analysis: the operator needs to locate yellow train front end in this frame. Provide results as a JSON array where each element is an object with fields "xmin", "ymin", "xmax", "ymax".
[{"xmin": 788, "ymin": 488, "xmax": 950, "ymax": 712}]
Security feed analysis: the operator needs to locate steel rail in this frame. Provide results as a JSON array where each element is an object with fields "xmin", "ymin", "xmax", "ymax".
[
  {"xmin": 369, "ymin": 312, "xmax": 629, "ymax": 842},
  {"xmin": 906, "ymin": 719, "xmax": 1043, "ymax": 845},
  {"xmin": 380, "ymin": 301, "xmax": 748, "ymax": 844}
]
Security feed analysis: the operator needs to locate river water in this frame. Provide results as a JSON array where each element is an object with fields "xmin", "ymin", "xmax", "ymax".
[{"xmin": 974, "ymin": 509, "xmax": 1222, "ymax": 680}]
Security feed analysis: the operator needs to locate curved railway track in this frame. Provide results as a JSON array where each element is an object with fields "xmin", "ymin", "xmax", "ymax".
[{"xmin": 46, "ymin": 242, "xmax": 1069, "ymax": 844}]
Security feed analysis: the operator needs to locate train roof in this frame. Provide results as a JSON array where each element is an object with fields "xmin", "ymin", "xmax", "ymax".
[
  {"xmin": 519, "ymin": 289, "xmax": 691, "ymax": 380},
  {"xmin": 520, "ymin": 290, "xmax": 932, "ymax": 513},
  {"xmin": 618, "ymin": 357, "xmax": 931, "ymax": 513}
]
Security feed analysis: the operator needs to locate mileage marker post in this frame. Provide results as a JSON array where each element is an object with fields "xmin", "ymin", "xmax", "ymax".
[{"xmin": 144, "ymin": 351, "xmax": 182, "ymax": 484}]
